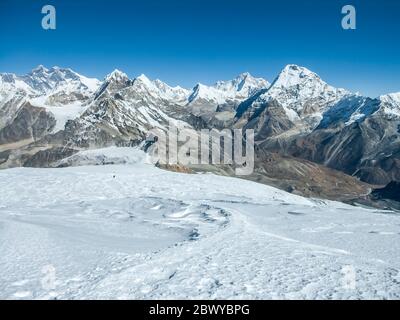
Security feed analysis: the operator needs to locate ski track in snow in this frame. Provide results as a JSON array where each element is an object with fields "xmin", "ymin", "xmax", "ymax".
[{"xmin": 0, "ymin": 158, "xmax": 400, "ymax": 299}]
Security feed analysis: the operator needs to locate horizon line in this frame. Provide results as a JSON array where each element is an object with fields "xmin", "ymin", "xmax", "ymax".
[{"xmin": 1, "ymin": 63, "xmax": 398, "ymax": 99}]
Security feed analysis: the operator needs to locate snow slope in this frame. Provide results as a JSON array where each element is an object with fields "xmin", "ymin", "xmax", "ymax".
[{"xmin": 0, "ymin": 148, "xmax": 400, "ymax": 299}]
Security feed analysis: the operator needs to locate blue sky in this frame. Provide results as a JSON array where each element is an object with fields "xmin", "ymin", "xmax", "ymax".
[{"xmin": 0, "ymin": 0, "xmax": 399, "ymax": 97}]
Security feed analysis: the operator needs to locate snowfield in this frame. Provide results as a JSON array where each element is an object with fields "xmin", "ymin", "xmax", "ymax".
[{"xmin": 0, "ymin": 148, "xmax": 400, "ymax": 300}]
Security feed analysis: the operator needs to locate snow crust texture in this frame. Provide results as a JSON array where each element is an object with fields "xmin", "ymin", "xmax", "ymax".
[{"xmin": 0, "ymin": 148, "xmax": 399, "ymax": 299}]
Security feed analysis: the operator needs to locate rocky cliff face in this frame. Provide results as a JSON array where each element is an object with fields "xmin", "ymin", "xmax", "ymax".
[
  {"xmin": 0, "ymin": 102, "xmax": 56, "ymax": 145},
  {"xmin": 270, "ymin": 98, "xmax": 400, "ymax": 186}
]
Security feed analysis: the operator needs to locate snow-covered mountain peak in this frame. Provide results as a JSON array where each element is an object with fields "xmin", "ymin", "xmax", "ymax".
[
  {"xmin": 268, "ymin": 65, "xmax": 349, "ymax": 109},
  {"xmin": 0, "ymin": 72, "xmax": 17, "ymax": 84},
  {"xmin": 0, "ymin": 72, "xmax": 34, "ymax": 97},
  {"xmin": 134, "ymin": 73, "xmax": 154, "ymax": 88},
  {"xmin": 272, "ymin": 64, "xmax": 322, "ymax": 88},
  {"xmin": 96, "ymin": 69, "xmax": 132, "ymax": 96},
  {"xmin": 239, "ymin": 71, "xmax": 251, "ymax": 77},
  {"xmin": 236, "ymin": 72, "xmax": 262, "ymax": 83},
  {"xmin": 378, "ymin": 92, "xmax": 400, "ymax": 117},
  {"xmin": 188, "ymin": 73, "xmax": 269, "ymax": 107},
  {"xmin": 128, "ymin": 74, "xmax": 190, "ymax": 102},
  {"xmin": 19, "ymin": 66, "xmax": 100, "ymax": 96},
  {"xmin": 153, "ymin": 79, "xmax": 187, "ymax": 93},
  {"xmin": 152, "ymin": 79, "xmax": 190, "ymax": 101},
  {"xmin": 218, "ymin": 72, "xmax": 252, "ymax": 86},
  {"xmin": 0, "ymin": 67, "xmax": 101, "ymax": 135},
  {"xmin": 187, "ymin": 83, "xmax": 225, "ymax": 104},
  {"xmin": 0, "ymin": 66, "xmax": 100, "ymax": 103},
  {"xmin": 136, "ymin": 73, "xmax": 150, "ymax": 80},
  {"xmin": 236, "ymin": 65, "xmax": 351, "ymax": 128},
  {"xmin": 214, "ymin": 72, "xmax": 270, "ymax": 96},
  {"xmin": 192, "ymin": 83, "xmax": 209, "ymax": 93},
  {"xmin": 31, "ymin": 64, "xmax": 49, "ymax": 74},
  {"xmin": 28, "ymin": 65, "xmax": 73, "ymax": 81},
  {"xmin": 380, "ymin": 92, "xmax": 400, "ymax": 106},
  {"xmin": 129, "ymin": 74, "xmax": 160, "ymax": 96},
  {"xmin": 105, "ymin": 69, "xmax": 129, "ymax": 83}
]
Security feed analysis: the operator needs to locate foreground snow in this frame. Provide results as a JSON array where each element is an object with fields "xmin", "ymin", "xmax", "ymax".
[{"xmin": 0, "ymin": 149, "xmax": 399, "ymax": 299}]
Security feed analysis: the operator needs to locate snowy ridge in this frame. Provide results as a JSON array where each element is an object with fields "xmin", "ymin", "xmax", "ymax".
[
  {"xmin": 379, "ymin": 92, "xmax": 400, "ymax": 117},
  {"xmin": 68, "ymin": 71, "xmax": 194, "ymax": 146},
  {"xmin": 0, "ymin": 65, "xmax": 101, "ymax": 102},
  {"xmin": 243, "ymin": 65, "xmax": 350, "ymax": 126},
  {"xmin": 380, "ymin": 92, "xmax": 400, "ymax": 107},
  {"xmin": 188, "ymin": 83, "xmax": 228, "ymax": 105},
  {"xmin": 0, "ymin": 66, "xmax": 101, "ymax": 133},
  {"xmin": 0, "ymin": 74, "xmax": 33, "ymax": 128},
  {"xmin": 318, "ymin": 94, "xmax": 381, "ymax": 128},
  {"xmin": 95, "ymin": 71, "xmax": 190, "ymax": 104},
  {"xmin": 1, "ymin": 64, "xmax": 399, "ymax": 137},
  {"xmin": 0, "ymin": 73, "xmax": 36, "ymax": 95},
  {"xmin": 188, "ymin": 72, "xmax": 270, "ymax": 105},
  {"xmin": 22, "ymin": 65, "xmax": 100, "ymax": 96},
  {"xmin": 133, "ymin": 74, "xmax": 190, "ymax": 102},
  {"xmin": 320, "ymin": 91, "xmax": 400, "ymax": 127},
  {"xmin": 214, "ymin": 72, "xmax": 270, "ymax": 98},
  {"xmin": 153, "ymin": 79, "xmax": 190, "ymax": 101},
  {"xmin": 104, "ymin": 69, "xmax": 129, "ymax": 84}
]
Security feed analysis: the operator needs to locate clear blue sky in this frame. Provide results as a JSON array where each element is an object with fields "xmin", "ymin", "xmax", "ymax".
[{"xmin": 0, "ymin": 0, "xmax": 399, "ymax": 97}]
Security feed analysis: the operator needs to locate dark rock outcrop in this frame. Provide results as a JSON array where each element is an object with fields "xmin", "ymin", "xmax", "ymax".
[{"xmin": 0, "ymin": 103, "xmax": 56, "ymax": 144}]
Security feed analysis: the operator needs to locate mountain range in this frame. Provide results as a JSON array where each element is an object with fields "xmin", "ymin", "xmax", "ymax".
[{"xmin": 1, "ymin": 64, "xmax": 399, "ymax": 205}]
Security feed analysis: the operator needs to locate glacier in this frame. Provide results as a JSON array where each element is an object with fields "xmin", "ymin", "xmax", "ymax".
[{"xmin": 0, "ymin": 147, "xmax": 399, "ymax": 299}]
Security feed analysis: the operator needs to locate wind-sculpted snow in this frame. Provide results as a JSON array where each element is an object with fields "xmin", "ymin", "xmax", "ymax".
[{"xmin": 0, "ymin": 150, "xmax": 399, "ymax": 299}]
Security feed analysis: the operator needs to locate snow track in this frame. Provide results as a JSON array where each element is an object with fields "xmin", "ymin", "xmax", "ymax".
[{"xmin": 0, "ymin": 155, "xmax": 399, "ymax": 299}]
